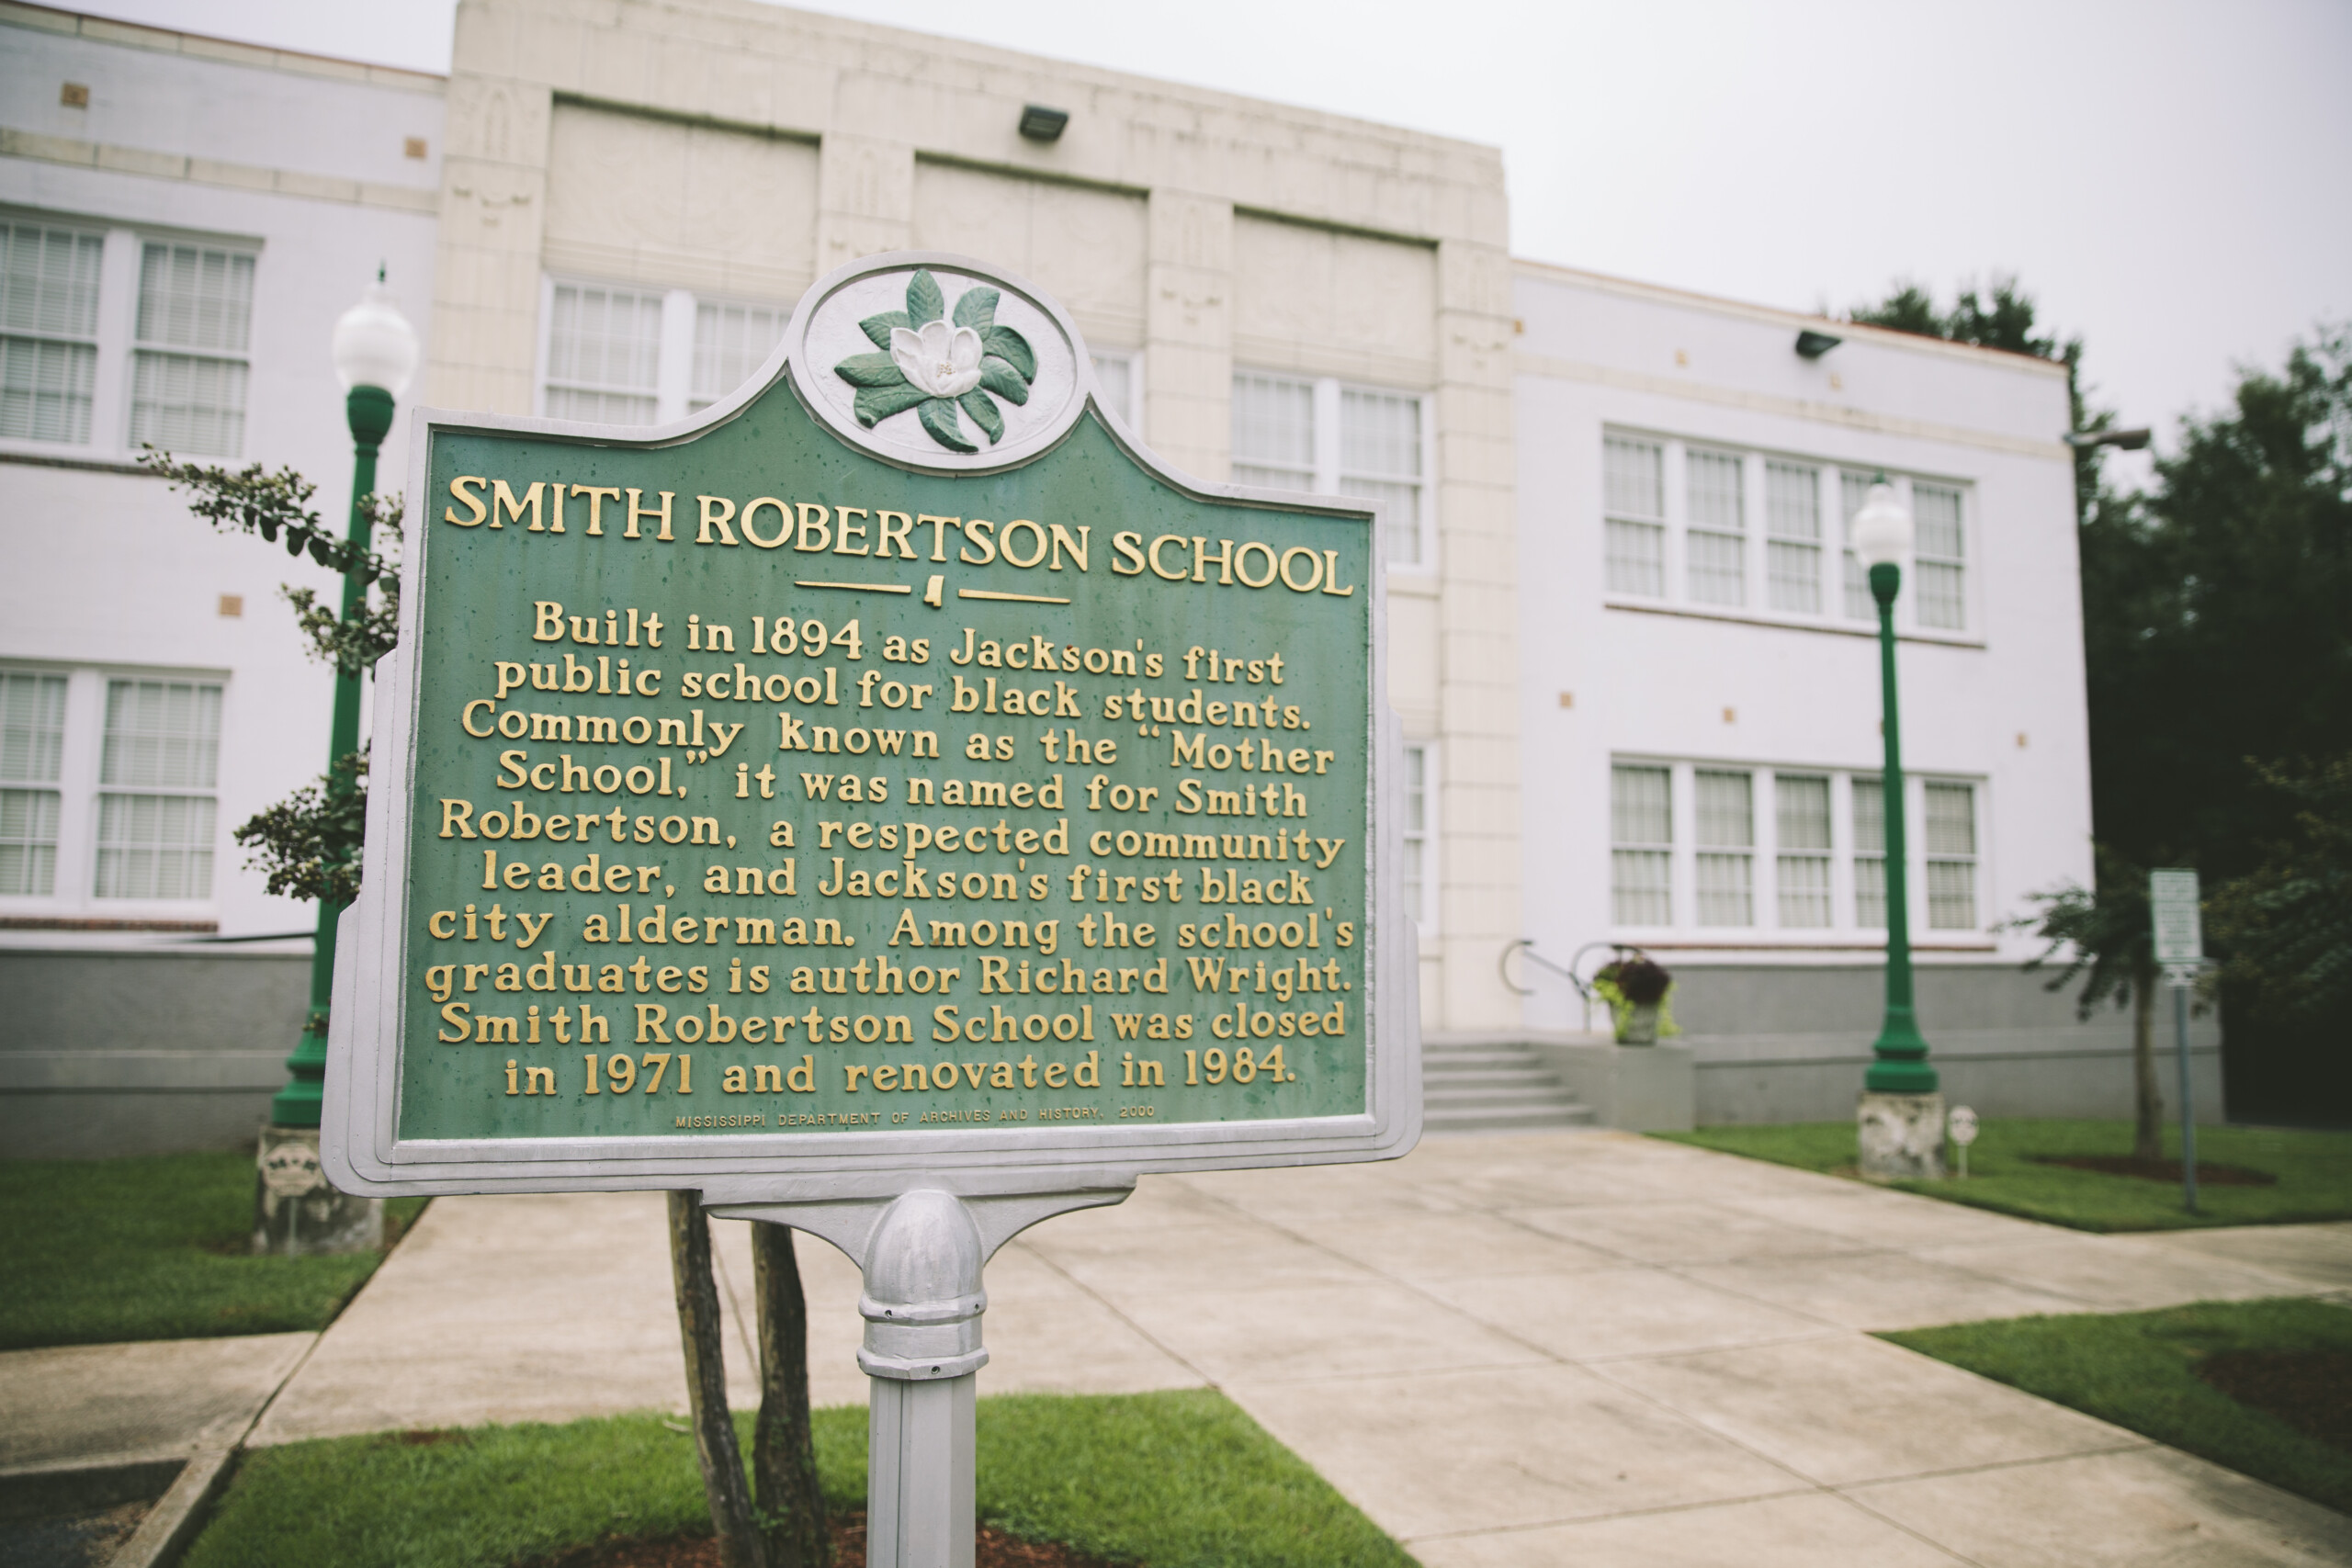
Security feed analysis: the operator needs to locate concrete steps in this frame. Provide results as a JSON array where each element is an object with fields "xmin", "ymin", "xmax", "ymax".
[{"xmin": 1420, "ymin": 1040, "xmax": 1595, "ymax": 1133}]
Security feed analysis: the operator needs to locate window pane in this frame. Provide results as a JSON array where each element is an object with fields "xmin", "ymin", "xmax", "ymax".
[
  {"xmin": 1091, "ymin": 353, "xmax": 1130, "ymax": 419},
  {"xmin": 1925, "ymin": 782, "xmax": 1974, "ymax": 855},
  {"xmin": 1687, "ymin": 450, "xmax": 1744, "ymax": 530},
  {"xmin": 1851, "ymin": 775, "xmax": 1885, "ymax": 854},
  {"xmin": 1603, "ymin": 436, "xmax": 1663, "ymax": 520},
  {"xmin": 1606, "ymin": 519, "xmax": 1665, "ymax": 596},
  {"xmin": 1696, "ymin": 853, "xmax": 1752, "ymax": 926},
  {"xmin": 1766, "ymin": 539, "xmax": 1821, "ymax": 613},
  {"xmin": 1612, "ymin": 851, "xmax": 1671, "ymax": 925},
  {"xmin": 1339, "ymin": 476, "xmax": 1421, "ymax": 566},
  {"xmin": 0, "ymin": 672, "xmax": 69, "ymax": 782},
  {"xmin": 1778, "ymin": 854, "xmax": 1830, "ymax": 928},
  {"xmin": 1340, "ymin": 389, "xmax": 1419, "ymax": 479},
  {"xmin": 1914, "ymin": 483, "xmax": 1964, "ymax": 560},
  {"xmin": 136, "ymin": 244, "xmax": 254, "ymax": 353},
  {"xmin": 546, "ymin": 283, "xmax": 662, "ymax": 423},
  {"xmin": 1, "ymin": 223, "xmax": 103, "ymax": 336},
  {"xmin": 1611, "ymin": 762, "xmax": 1673, "ymax": 926},
  {"xmin": 1230, "ymin": 461, "xmax": 1313, "ymax": 491},
  {"xmin": 101, "ymin": 680, "xmax": 221, "ymax": 789},
  {"xmin": 1840, "ymin": 470, "xmax": 1877, "ymax": 620},
  {"xmin": 95, "ymin": 793, "xmax": 215, "ymax": 899},
  {"xmin": 0, "ymin": 336, "xmax": 96, "ymax": 444},
  {"xmin": 1694, "ymin": 770, "xmax": 1752, "ymax": 849},
  {"xmin": 1401, "ymin": 746, "xmax": 1430, "ymax": 927},
  {"xmin": 1611, "ymin": 764, "xmax": 1671, "ymax": 847},
  {"xmin": 130, "ymin": 351, "xmax": 248, "ymax": 456},
  {"xmin": 1917, "ymin": 560, "xmax": 1965, "ymax": 630},
  {"xmin": 0, "ymin": 787, "xmax": 60, "ymax": 896},
  {"xmin": 1231, "ymin": 373, "xmax": 1314, "ymax": 469},
  {"xmin": 1765, "ymin": 462, "xmax": 1819, "ymax": 539},
  {"xmin": 1855, "ymin": 855, "xmax": 1886, "ymax": 929},
  {"xmin": 1688, "ymin": 528, "xmax": 1745, "ymax": 605},
  {"xmin": 688, "ymin": 300, "xmax": 784, "ymax": 408},
  {"xmin": 1928, "ymin": 859, "xmax": 1976, "ymax": 930},
  {"xmin": 1776, "ymin": 774, "xmax": 1830, "ymax": 850}
]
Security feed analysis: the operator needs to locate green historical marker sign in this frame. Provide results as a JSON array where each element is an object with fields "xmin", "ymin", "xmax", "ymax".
[{"xmin": 324, "ymin": 254, "xmax": 1419, "ymax": 1199}]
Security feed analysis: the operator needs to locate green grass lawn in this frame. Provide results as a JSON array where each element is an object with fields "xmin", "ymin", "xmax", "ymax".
[
  {"xmin": 1884, "ymin": 1298, "xmax": 2352, "ymax": 1516},
  {"xmin": 0, "ymin": 1151, "xmax": 427, "ymax": 1350},
  {"xmin": 183, "ymin": 1391, "xmax": 1413, "ymax": 1568},
  {"xmin": 1653, "ymin": 1119, "xmax": 2352, "ymax": 1232}
]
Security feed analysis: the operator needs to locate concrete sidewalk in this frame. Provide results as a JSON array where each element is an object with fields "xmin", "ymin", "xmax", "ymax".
[{"xmin": 10, "ymin": 1131, "xmax": 2350, "ymax": 1564}]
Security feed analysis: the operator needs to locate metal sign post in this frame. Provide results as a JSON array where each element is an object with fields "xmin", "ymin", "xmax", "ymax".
[
  {"xmin": 321, "ymin": 253, "xmax": 1420, "ymax": 1566},
  {"xmin": 2150, "ymin": 868, "xmax": 2203, "ymax": 1214}
]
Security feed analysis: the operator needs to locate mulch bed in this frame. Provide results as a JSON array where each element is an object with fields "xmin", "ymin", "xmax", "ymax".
[
  {"xmin": 2030, "ymin": 1155, "xmax": 2277, "ymax": 1186},
  {"xmin": 522, "ymin": 1513, "xmax": 1124, "ymax": 1568},
  {"xmin": 2197, "ymin": 1349, "xmax": 2352, "ymax": 1451}
]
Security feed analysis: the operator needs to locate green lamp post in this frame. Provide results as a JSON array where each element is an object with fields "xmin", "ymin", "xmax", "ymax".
[
  {"xmin": 1850, "ymin": 477, "xmax": 1944, "ymax": 1178},
  {"xmin": 254, "ymin": 271, "xmax": 416, "ymax": 1253}
]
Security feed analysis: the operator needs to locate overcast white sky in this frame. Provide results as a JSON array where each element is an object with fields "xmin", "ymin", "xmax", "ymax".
[{"xmin": 77, "ymin": 0, "xmax": 2351, "ymax": 475}]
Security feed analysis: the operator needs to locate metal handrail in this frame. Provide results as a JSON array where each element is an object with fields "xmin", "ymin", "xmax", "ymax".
[{"xmin": 1500, "ymin": 939, "xmax": 1649, "ymax": 1032}]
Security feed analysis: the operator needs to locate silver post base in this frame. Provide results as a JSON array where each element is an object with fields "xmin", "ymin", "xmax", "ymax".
[{"xmin": 869, "ymin": 1371, "xmax": 977, "ymax": 1567}]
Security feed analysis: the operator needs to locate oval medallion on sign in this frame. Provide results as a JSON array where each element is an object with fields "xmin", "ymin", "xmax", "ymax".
[{"xmin": 787, "ymin": 252, "xmax": 1091, "ymax": 473}]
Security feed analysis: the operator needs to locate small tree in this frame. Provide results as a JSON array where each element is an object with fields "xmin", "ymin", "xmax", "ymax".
[
  {"xmin": 2008, "ymin": 847, "xmax": 2163, "ymax": 1159},
  {"xmin": 148, "ymin": 451, "xmax": 831, "ymax": 1564}
]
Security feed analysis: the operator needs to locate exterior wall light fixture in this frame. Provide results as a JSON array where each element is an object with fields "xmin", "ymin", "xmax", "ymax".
[{"xmin": 1019, "ymin": 104, "xmax": 1069, "ymax": 141}]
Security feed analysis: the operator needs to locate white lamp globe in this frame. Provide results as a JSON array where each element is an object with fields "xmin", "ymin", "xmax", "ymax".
[
  {"xmin": 1850, "ymin": 480, "xmax": 1913, "ymax": 569},
  {"xmin": 332, "ymin": 274, "xmax": 419, "ymax": 397}
]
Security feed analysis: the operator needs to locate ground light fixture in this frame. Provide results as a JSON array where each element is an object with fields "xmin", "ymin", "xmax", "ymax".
[{"xmin": 1852, "ymin": 478, "xmax": 1939, "ymax": 1100}]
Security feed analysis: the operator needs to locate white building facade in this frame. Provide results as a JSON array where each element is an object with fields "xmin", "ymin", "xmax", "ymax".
[
  {"xmin": 0, "ymin": 0, "xmax": 2211, "ymax": 1152},
  {"xmin": 0, "ymin": 4, "xmax": 445, "ymax": 1151}
]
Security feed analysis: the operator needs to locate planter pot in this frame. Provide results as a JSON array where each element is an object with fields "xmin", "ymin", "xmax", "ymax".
[{"xmin": 1617, "ymin": 1002, "xmax": 1659, "ymax": 1045}]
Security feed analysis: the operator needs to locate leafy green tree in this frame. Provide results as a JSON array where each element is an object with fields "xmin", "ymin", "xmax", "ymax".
[{"xmin": 2209, "ymin": 755, "xmax": 2352, "ymax": 1023}]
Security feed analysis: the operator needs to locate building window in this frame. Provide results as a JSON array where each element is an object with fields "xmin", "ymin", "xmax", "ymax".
[
  {"xmin": 689, "ymin": 299, "xmax": 785, "ymax": 413},
  {"xmin": 1090, "ymin": 351, "xmax": 1143, "ymax": 429},
  {"xmin": 1603, "ymin": 434, "xmax": 1666, "ymax": 596},
  {"xmin": 129, "ymin": 242, "xmax": 254, "ymax": 457},
  {"xmin": 1924, "ymin": 780, "xmax": 1977, "ymax": 929},
  {"xmin": 1232, "ymin": 371, "xmax": 1430, "ymax": 568},
  {"xmin": 1401, "ymin": 744, "xmax": 1433, "ymax": 931},
  {"xmin": 1339, "ymin": 388, "xmax": 1423, "ymax": 567},
  {"xmin": 1852, "ymin": 774, "xmax": 1886, "ymax": 929},
  {"xmin": 1685, "ymin": 449, "xmax": 1747, "ymax": 606},
  {"xmin": 0, "ymin": 221, "xmax": 104, "ymax": 446},
  {"xmin": 1839, "ymin": 470, "xmax": 1878, "ymax": 621},
  {"xmin": 1611, "ymin": 763, "xmax": 1673, "ymax": 925},
  {"xmin": 1230, "ymin": 371, "xmax": 1315, "ymax": 490},
  {"xmin": 1913, "ymin": 482, "xmax": 1967, "ymax": 630},
  {"xmin": 93, "ymin": 679, "xmax": 220, "ymax": 900},
  {"xmin": 544, "ymin": 283, "xmax": 663, "ymax": 425},
  {"xmin": 0, "ymin": 671, "xmax": 68, "ymax": 896},
  {"xmin": 1693, "ymin": 768, "xmax": 1754, "ymax": 925},
  {"xmin": 1764, "ymin": 461, "xmax": 1823, "ymax": 614},
  {"xmin": 1775, "ymin": 773, "xmax": 1832, "ymax": 928}
]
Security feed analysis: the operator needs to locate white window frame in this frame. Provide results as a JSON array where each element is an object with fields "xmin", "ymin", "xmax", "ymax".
[
  {"xmin": 1608, "ymin": 755, "xmax": 1987, "ymax": 946},
  {"xmin": 1597, "ymin": 429, "xmax": 1976, "ymax": 641},
  {"xmin": 1401, "ymin": 741, "xmax": 1438, "ymax": 937},
  {"xmin": 537, "ymin": 276, "xmax": 791, "ymax": 427},
  {"xmin": 0, "ymin": 209, "xmax": 257, "ymax": 463},
  {"xmin": 1232, "ymin": 368, "xmax": 1436, "ymax": 573},
  {"xmin": 0, "ymin": 662, "xmax": 228, "ymax": 923}
]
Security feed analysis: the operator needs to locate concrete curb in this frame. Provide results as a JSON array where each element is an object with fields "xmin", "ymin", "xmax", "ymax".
[{"xmin": 112, "ymin": 1448, "xmax": 235, "ymax": 1568}]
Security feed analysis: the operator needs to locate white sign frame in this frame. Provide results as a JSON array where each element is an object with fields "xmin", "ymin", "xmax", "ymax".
[{"xmin": 321, "ymin": 253, "xmax": 1421, "ymax": 1204}]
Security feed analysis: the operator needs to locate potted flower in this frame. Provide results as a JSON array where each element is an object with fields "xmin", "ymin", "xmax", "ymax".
[{"xmin": 1592, "ymin": 954, "xmax": 1676, "ymax": 1044}]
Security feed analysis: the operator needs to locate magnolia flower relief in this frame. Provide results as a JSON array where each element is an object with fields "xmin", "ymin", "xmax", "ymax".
[{"xmin": 833, "ymin": 269, "xmax": 1037, "ymax": 454}]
